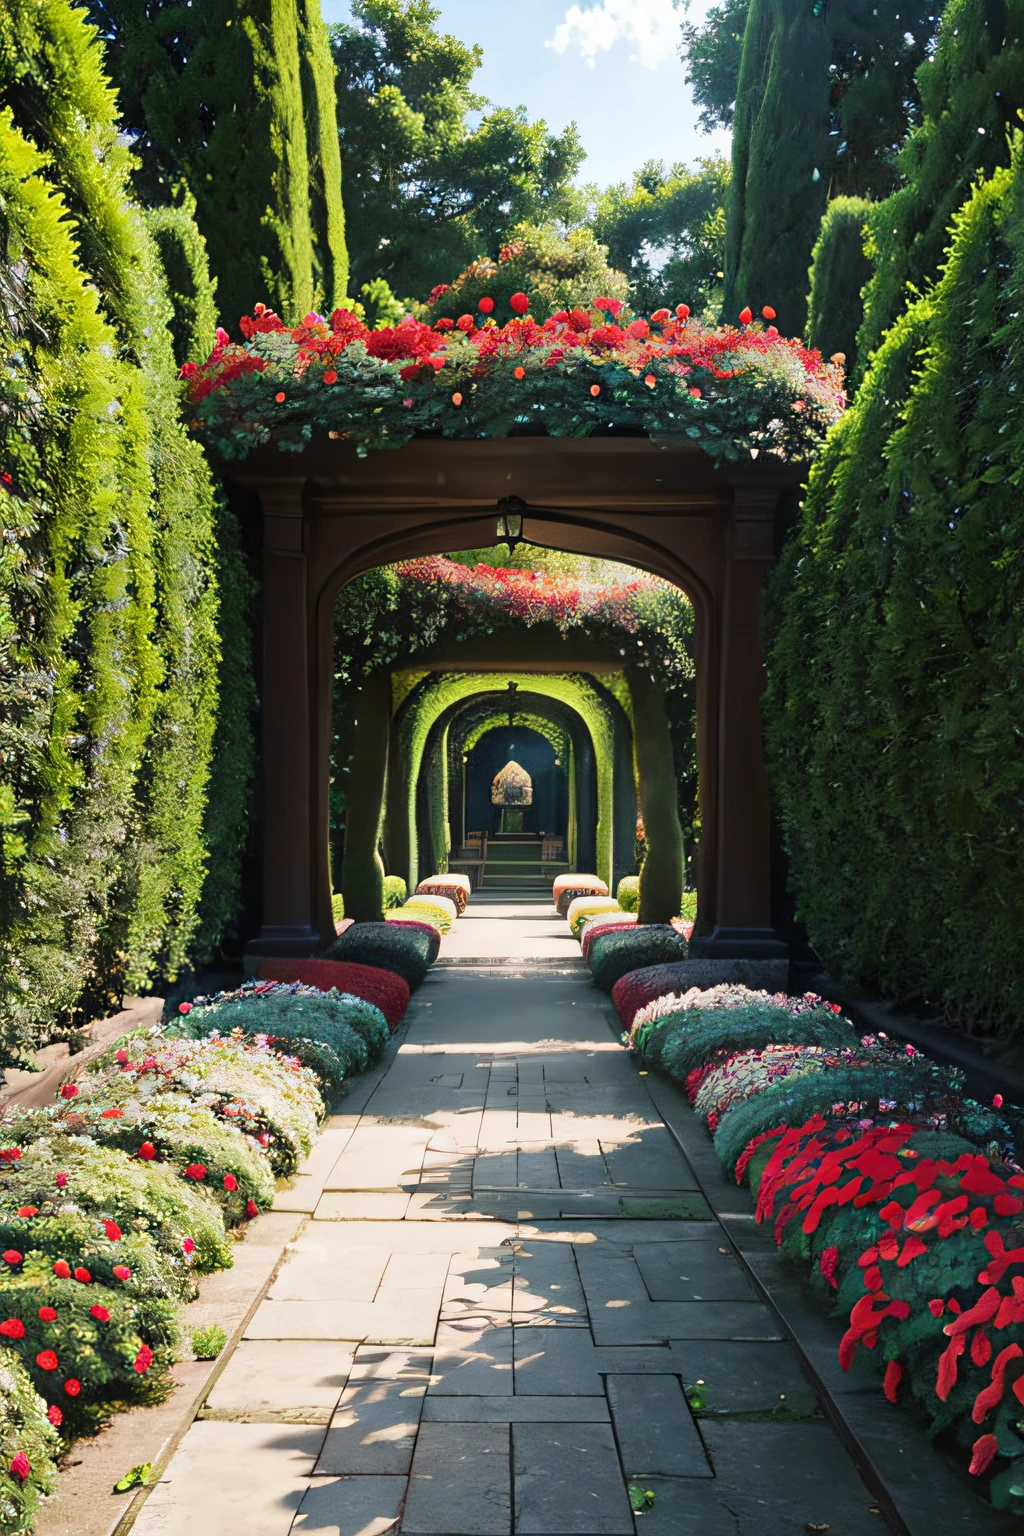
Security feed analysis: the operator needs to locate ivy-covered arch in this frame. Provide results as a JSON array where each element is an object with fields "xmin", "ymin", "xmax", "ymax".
[{"xmin": 387, "ymin": 670, "xmax": 623, "ymax": 890}]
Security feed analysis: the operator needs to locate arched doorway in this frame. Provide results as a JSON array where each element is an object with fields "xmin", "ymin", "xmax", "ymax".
[{"xmin": 229, "ymin": 435, "xmax": 796, "ymax": 962}]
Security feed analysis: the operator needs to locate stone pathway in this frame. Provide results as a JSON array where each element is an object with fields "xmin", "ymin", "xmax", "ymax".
[{"xmin": 135, "ymin": 897, "xmax": 890, "ymax": 1536}]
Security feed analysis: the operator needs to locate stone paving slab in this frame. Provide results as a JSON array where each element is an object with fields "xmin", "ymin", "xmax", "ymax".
[
  {"xmin": 422, "ymin": 1395, "xmax": 610, "ymax": 1422},
  {"xmin": 132, "ymin": 1421, "xmax": 324, "ymax": 1536},
  {"xmin": 668, "ymin": 1340, "xmax": 819, "ymax": 1418},
  {"xmin": 291, "ymin": 1475, "xmax": 406, "ymax": 1535},
  {"xmin": 401, "ymin": 1423, "xmax": 511, "ymax": 1534},
  {"xmin": 315, "ymin": 1378, "xmax": 426, "ymax": 1474},
  {"xmin": 631, "ymin": 1239, "xmax": 759, "ymax": 1302},
  {"xmin": 201, "ymin": 1340, "xmax": 355, "ymax": 1423},
  {"xmin": 606, "ymin": 1374, "xmax": 711, "ymax": 1478},
  {"xmin": 511, "ymin": 1422, "xmax": 635, "ymax": 1535}
]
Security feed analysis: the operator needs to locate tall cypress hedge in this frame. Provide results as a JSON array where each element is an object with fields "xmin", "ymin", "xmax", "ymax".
[
  {"xmin": 723, "ymin": 0, "xmax": 831, "ymax": 334},
  {"xmin": 0, "ymin": 1, "xmax": 227, "ymax": 1057},
  {"xmin": 857, "ymin": 0, "xmax": 1024, "ymax": 369},
  {"xmin": 805, "ymin": 197, "xmax": 873, "ymax": 378},
  {"xmin": 84, "ymin": 0, "xmax": 349, "ymax": 333},
  {"xmin": 764, "ymin": 136, "xmax": 1024, "ymax": 1032}
]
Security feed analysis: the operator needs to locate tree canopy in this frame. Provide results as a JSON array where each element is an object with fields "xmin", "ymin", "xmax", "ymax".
[{"xmin": 331, "ymin": 0, "xmax": 585, "ymax": 301}]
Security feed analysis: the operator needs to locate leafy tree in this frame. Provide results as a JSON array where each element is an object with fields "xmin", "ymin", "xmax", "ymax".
[
  {"xmin": 591, "ymin": 157, "xmax": 730, "ymax": 317},
  {"xmin": 420, "ymin": 222, "xmax": 627, "ymax": 326},
  {"xmin": 805, "ymin": 197, "xmax": 873, "ymax": 375},
  {"xmin": 84, "ymin": 0, "xmax": 348, "ymax": 333},
  {"xmin": 680, "ymin": 0, "xmax": 750, "ymax": 131},
  {"xmin": 330, "ymin": 0, "xmax": 585, "ymax": 301}
]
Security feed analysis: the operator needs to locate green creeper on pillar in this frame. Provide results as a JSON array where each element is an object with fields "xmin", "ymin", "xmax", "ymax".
[
  {"xmin": 627, "ymin": 668, "xmax": 684, "ymax": 925},
  {"xmin": 341, "ymin": 671, "xmax": 391, "ymax": 923}
]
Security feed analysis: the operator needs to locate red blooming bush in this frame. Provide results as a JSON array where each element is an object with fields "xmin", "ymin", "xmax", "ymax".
[
  {"xmin": 183, "ymin": 295, "xmax": 845, "ymax": 465},
  {"xmin": 256, "ymin": 960, "xmax": 411, "ymax": 1030}
]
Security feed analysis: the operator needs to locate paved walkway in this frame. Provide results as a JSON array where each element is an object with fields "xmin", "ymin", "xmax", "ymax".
[{"xmin": 136, "ymin": 897, "xmax": 887, "ymax": 1536}]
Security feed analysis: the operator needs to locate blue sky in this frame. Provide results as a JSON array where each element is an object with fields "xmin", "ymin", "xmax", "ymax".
[{"xmin": 319, "ymin": 1, "xmax": 730, "ymax": 188}]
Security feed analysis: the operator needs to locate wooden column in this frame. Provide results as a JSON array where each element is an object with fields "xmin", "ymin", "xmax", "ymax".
[
  {"xmin": 690, "ymin": 487, "xmax": 788, "ymax": 959},
  {"xmin": 248, "ymin": 480, "xmax": 321, "ymax": 956}
]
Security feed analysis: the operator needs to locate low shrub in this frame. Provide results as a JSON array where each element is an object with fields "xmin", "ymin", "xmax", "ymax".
[
  {"xmin": 580, "ymin": 915, "xmax": 636, "ymax": 960},
  {"xmin": 85, "ymin": 1034, "xmax": 323, "ymax": 1177},
  {"xmin": 257, "ymin": 961, "xmax": 410, "ymax": 1029},
  {"xmin": 184, "ymin": 987, "xmax": 388, "ymax": 1073},
  {"xmin": 566, "ymin": 896, "xmax": 620, "ymax": 937},
  {"xmin": 588, "ymin": 927, "xmax": 690, "ymax": 993},
  {"xmin": 613, "ymin": 972, "xmax": 788, "ymax": 1030},
  {"xmin": 382, "ymin": 876, "xmax": 407, "ymax": 911},
  {"xmin": 0, "ymin": 1137, "xmax": 232, "ymax": 1280},
  {"xmin": 327, "ymin": 923, "xmax": 435, "ymax": 989},
  {"xmin": 416, "ymin": 875, "xmax": 469, "ymax": 914},
  {"xmin": 554, "ymin": 876, "xmax": 608, "ymax": 917},
  {"xmin": 658, "ymin": 1004, "xmax": 852, "ymax": 1083},
  {"xmin": 386, "ymin": 906, "xmax": 443, "ymax": 936},
  {"xmin": 403, "ymin": 894, "xmax": 456, "ymax": 933},
  {"xmin": 616, "ymin": 876, "xmax": 639, "ymax": 912},
  {"xmin": 190, "ymin": 1323, "xmax": 227, "ymax": 1360},
  {"xmin": 0, "ymin": 1354, "xmax": 58, "ymax": 1530}
]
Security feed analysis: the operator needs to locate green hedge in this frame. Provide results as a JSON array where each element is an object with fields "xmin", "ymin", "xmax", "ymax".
[
  {"xmin": 0, "ymin": 1, "xmax": 224, "ymax": 1056},
  {"xmin": 805, "ymin": 197, "xmax": 873, "ymax": 380},
  {"xmin": 764, "ymin": 139, "xmax": 1024, "ymax": 1031}
]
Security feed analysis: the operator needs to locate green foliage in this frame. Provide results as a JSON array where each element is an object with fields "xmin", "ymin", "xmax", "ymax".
[
  {"xmin": 340, "ymin": 671, "xmax": 391, "ymax": 924},
  {"xmin": 805, "ymin": 197, "xmax": 873, "ymax": 378},
  {"xmin": 857, "ymin": 0, "xmax": 1024, "ymax": 370},
  {"xmin": 326, "ymin": 923, "xmax": 433, "ymax": 989},
  {"xmin": 184, "ymin": 990, "xmax": 389, "ymax": 1074},
  {"xmin": 382, "ymin": 876, "xmax": 407, "ymax": 911},
  {"xmin": 87, "ymin": 0, "xmax": 348, "ymax": 329},
  {"xmin": 420, "ymin": 222, "xmax": 627, "ymax": 326},
  {"xmin": 189, "ymin": 1323, "xmax": 227, "ymax": 1361},
  {"xmin": 0, "ymin": 0, "xmax": 222, "ymax": 1057},
  {"xmin": 144, "ymin": 189, "xmax": 219, "ymax": 368},
  {"xmin": 680, "ymin": 0, "xmax": 751, "ymax": 132},
  {"xmin": 659, "ymin": 1005, "xmax": 852, "ymax": 1081},
  {"xmin": 627, "ymin": 669, "xmax": 685, "ymax": 925},
  {"xmin": 724, "ymin": 0, "xmax": 947, "ymax": 334},
  {"xmin": 591, "ymin": 158, "xmax": 730, "ymax": 318},
  {"xmin": 330, "ymin": 0, "xmax": 584, "ymax": 299},
  {"xmin": 616, "ymin": 876, "xmax": 640, "ymax": 913},
  {"xmin": 0, "ymin": 1354, "xmax": 58, "ymax": 1531},
  {"xmin": 589, "ymin": 927, "xmax": 689, "ymax": 994},
  {"xmin": 764, "ymin": 139, "xmax": 1024, "ymax": 1033}
]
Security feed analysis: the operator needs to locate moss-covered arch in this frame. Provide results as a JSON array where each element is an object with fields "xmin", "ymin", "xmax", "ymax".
[{"xmin": 387, "ymin": 671, "xmax": 624, "ymax": 890}]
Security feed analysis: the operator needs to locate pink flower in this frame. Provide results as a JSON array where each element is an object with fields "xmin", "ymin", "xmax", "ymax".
[
  {"xmin": 994, "ymin": 1094, "xmax": 1004, "ymax": 1110},
  {"xmin": 115, "ymin": 1049, "xmax": 129, "ymax": 1065},
  {"xmin": 178, "ymin": 1002, "xmax": 193, "ymax": 1015},
  {"xmin": 134, "ymin": 1345, "xmax": 153, "ymax": 1375},
  {"xmin": 59, "ymin": 1083, "xmax": 78, "ymax": 1100},
  {"xmin": 55, "ymin": 1173, "xmax": 68, "ymax": 1188},
  {"xmin": 47, "ymin": 1405, "xmax": 62, "ymax": 1427},
  {"xmin": 182, "ymin": 1238, "xmax": 195, "ymax": 1256}
]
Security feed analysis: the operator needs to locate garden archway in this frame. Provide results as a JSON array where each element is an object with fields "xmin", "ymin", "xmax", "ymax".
[{"xmin": 228, "ymin": 435, "xmax": 797, "ymax": 960}]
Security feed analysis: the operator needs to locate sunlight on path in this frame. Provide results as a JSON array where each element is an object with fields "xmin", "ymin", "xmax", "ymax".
[{"xmin": 132, "ymin": 897, "xmax": 884, "ymax": 1536}]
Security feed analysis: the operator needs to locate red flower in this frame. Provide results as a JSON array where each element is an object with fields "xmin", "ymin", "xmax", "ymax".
[
  {"xmin": 9, "ymin": 1452, "xmax": 30, "ymax": 1482},
  {"xmin": 55, "ymin": 1173, "xmax": 68, "ymax": 1188},
  {"xmin": 456, "ymin": 315, "xmax": 475, "ymax": 332},
  {"xmin": 739, "ymin": 307, "xmax": 753, "ymax": 326},
  {"xmin": 179, "ymin": 361, "xmax": 198, "ymax": 380},
  {"xmin": 178, "ymin": 1002, "xmax": 193, "ymax": 1015},
  {"xmin": 993, "ymin": 1094, "xmax": 1004, "ymax": 1110},
  {"xmin": 115, "ymin": 1049, "xmax": 129, "ymax": 1065},
  {"xmin": 52, "ymin": 1261, "xmax": 70, "ymax": 1280},
  {"xmin": 138, "ymin": 1143, "xmax": 156, "ymax": 1161},
  {"xmin": 323, "ymin": 370, "xmax": 338, "ymax": 384},
  {"xmin": 182, "ymin": 1238, "xmax": 195, "ymax": 1256},
  {"xmin": 590, "ymin": 384, "xmax": 601, "ymax": 397},
  {"xmin": 63, "ymin": 1379, "xmax": 81, "ymax": 1397},
  {"xmin": 47, "ymin": 1405, "xmax": 62, "ymax": 1427},
  {"xmin": 428, "ymin": 284, "xmax": 451, "ymax": 303},
  {"xmin": 90, "ymin": 1305, "xmax": 110, "ymax": 1323},
  {"xmin": 762, "ymin": 306, "xmax": 777, "ymax": 320},
  {"xmin": 451, "ymin": 393, "xmax": 463, "ymax": 407},
  {"xmin": 509, "ymin": 292, "xmax": 530, "ymax": 315},
  {"xmin": 969, "ymin": 1434, "xmax": 999, "ymax": 1476},
  {"xmin": 275, "ymin": 391, "xmax": 286, "ymax": 403},
  {"xmin": 223, "ymin": 1174, "xmax": 238, "ymax": 1192},
  {"xmin": 104, "ymin": 1222, "xmax": 122, "ymax": 1243},
  {"xmin": 100, "ymin": 1108, "xmax": 123, "ymax": 1119},
  {"xmin": 819, "ymin": 1247, "xmax": 839, "ymax": 1288},
  {"xmin": 434, "ymin": 317, "xmax": 454, "ymax": 331},
  {"xmin": 0, "ymin": 1148, "xmax": 21, "ymax": 1163},
  {"xmin": 36, "ymin": 1350, "xmax": 58, "ymax": 1372},
  {"xmin": 882, "ymin": 1360, "xmax": 902, "ymax": 1403},
  {"xmin": 73, "ymin": 1268, "xmax": 91, "ymax": 1285},
  {"xmin": 644, "ymin": 374, "xmax": 656, "ymax": 389},
  {"xmin": 112, "ymin": 1265, "xmax": 131, "ymax": 1281},
  {"xmin": 37, "ymin": 1308, "xmax": 57, "ymax": 1323},
  {"xmin": 651, "ymin": 309, "xmax": 671, "ymax": 323},
  {"xmin": 2, "ymin": 1252, "xmax": 22, "ymax": 1267},
  {"xmin": 134, "ymin": 1346, "xmax": 153, "ymax": 1375},
  {"xmin": 514, "ymin": 367, "xmax": 525, "ymax": 380},
  {"xmin": 0, "ymin": 1319, "xmax": 25, "ymax": 1339},
  {"xmin": 676, "ymin": 304, "xmax": 690, "ymax": 320},
  {"xmin": 59, "ymin": 1083, "xmax": 78, "ymax": 1100},
  {"xmin": 246, "ymin": 1200, "xmax": 259, "ymax": 1218},
  {"xmin": 478, "ymin": 297, "xmax": 495, "ymax": 314}
]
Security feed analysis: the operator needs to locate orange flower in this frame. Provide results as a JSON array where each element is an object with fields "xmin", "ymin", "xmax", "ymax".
[{"xmin": 590, "ymin": 384, "xmax": 601, "ymax": 397}]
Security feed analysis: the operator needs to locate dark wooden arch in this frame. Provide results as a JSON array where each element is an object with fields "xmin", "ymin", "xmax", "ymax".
[{"xmin": 226, "ymin": 435, "xmax": 797, "ymax": 959}]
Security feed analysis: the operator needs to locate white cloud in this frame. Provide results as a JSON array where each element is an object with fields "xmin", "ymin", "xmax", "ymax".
[{"xmin": 545, "ymin": 0, "xmax": 684, "ymax": 71}]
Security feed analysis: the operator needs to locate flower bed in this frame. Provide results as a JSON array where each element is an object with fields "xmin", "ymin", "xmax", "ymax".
[
  {"xmin": 257, "ymin": 961, "xmax": 411, "ymax": 1029},
  {"xmin": 416, "ymin": 876, "xmax": 470, "ymax": 915},
  {"xmin": 327, "ymin": 922, "xmax": 437, "ymax": 988},
  {"xmin": 183, "ymin": 300, "xmax": 845, "ymax": 466},
  {"xmin": 623, "ymin": 982, "xmax": 1023, "ymax": 1510},
  {"xmin": 0, "ymin": 1013, "xmax": 336, "ymax": 1487},
  {"xmin": 403, "ymin": 894, "xmax": 457, "ymax": 933}
]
